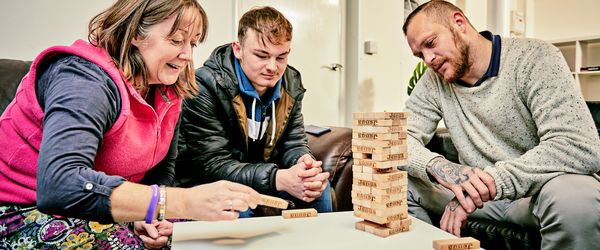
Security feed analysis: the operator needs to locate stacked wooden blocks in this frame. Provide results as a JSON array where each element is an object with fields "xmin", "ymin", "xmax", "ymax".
[{"xmin": 351, "ymin": 112, "xmax": 412, "ymax": 237}]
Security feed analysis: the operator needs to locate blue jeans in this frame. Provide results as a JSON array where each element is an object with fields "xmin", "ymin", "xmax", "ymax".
[{"xmin": 239, "ymin": 181, "xmax": 333, "ymax": 218}]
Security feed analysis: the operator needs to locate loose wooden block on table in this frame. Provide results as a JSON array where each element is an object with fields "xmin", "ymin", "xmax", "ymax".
[
  {"xmin": 282, "ymin": 208, "xmax": 318, "ymax": 219},
  {"xmin": 432, "ymin": 237, "xmax": 480, "ymax": 250},
  {"xmin": 259, "ymin": 194, "xmax": 288, "ymax": 209}
]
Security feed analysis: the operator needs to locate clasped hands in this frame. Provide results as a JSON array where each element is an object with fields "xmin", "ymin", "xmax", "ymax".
[
  {"xmin": 426, "ymin": 157, "xmax": 497, "ymax": 236},
  {"xmin": 276, "ymin": 154, "xmax": 329, "ymax": 202}
]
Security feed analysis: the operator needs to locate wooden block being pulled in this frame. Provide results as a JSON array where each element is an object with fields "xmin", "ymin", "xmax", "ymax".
[
  {"xmin": 282, "ymin": 208, "xmax": 317, "ymax": 219},
  {"xmin": 259, "ymin": 194, "xmax": 288, "ymax": 209},
  {"xmin": 433, "ymin": 237, "xmax": 480, "ymax": 250}
]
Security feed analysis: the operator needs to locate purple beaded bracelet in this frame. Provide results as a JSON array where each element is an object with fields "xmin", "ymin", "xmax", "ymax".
[{"xmin": 145, "ymin": 184, "xmax": 159, "ymax": 224}]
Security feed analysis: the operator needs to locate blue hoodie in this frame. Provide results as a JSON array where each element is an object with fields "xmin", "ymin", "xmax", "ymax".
[{"xmin": 234, "ymin": 57, "xmax": 282, "ymax": 146}]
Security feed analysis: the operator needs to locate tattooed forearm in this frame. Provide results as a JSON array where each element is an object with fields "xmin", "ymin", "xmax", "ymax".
[{"xmin": 427, "ymin": 157, "xmax": 474, "ymax": 184}]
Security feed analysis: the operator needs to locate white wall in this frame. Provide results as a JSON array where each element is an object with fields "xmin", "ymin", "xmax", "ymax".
[
  {"xmin": 0, "ymin": 0, "xmax": 235, "ymax": 67},
  {"xmin": 349, "ymin": 0, "xmax": 417, "ymax": 116},
  {"xmin": 0, "ymin": 0, "xmax": 112, "ymax": 60},
  {"xmin": 532, "ymin": 0, "xmax": 600, "ymax": 41}
]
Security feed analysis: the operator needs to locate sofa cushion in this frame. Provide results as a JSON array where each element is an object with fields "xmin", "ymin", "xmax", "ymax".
[
  {"xmin": 306, "ymin": 126, "xmax": 353, "ymax": 211},
  {"xmin": 0, "ymin": 59, "xmax": 31, "ymax": 114}
]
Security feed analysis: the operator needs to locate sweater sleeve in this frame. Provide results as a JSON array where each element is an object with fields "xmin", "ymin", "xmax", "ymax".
[
  {"xmin": 484, "ymin": 42, "xmax": 600, "ymax": 200},
  {"xmin": 404, "ymin": 70, "xmax": 445, "ymax": 184},
  {"xmin": 36, "ymin": 55, "xmax": 126, "ymax": 223}
]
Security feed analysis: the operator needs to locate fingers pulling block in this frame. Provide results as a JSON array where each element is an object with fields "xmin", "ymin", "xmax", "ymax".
[
  {"xmin": 282, "ymin": 208, "xmax": 318, "ymax": 219},
  {"xmin": 432, "ymin": 237, "xmax": 480, "ymax": 250},
  {"xmin": 259, "ymin": 194, "xmax": 289, "ymax": 209}
]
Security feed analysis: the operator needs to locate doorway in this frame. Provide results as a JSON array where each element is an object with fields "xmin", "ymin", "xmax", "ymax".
[{"xmin": 235, "ymin": 0, "xmax": 346, "ymax": 126}]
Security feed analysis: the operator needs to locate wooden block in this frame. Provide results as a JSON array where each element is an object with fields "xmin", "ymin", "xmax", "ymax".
[
  {"xmin": 372, "ymin": 171, "xmax": 407, "ymax": 182},
  {"xmin": 352, "ymin": 152, "xmax": 370, "ymax": 160},
  {"xmin": 352, "ymin": 190, "xmax": 406, "ymax": 203},
  {"xmin": 354, "ymin": 159, "xmax": 408, "ymax": 169},
  {"xmin": 352, "ymin": 178, "xmax": 406, "ymax": 189},
  {"xmin": 361, "ymin": 201, "xmax": 408, "ymax": 211},
  {"xmin": 361, "ymin": 165, "xmax": 394, "ymax": 174},
  {"xmin": 433, "ymin": 237, "xmax": 480, "ymax": 250},
  {"xmin": 353, "ymin": 204, "xmax": 408, "ymax": 217},
  {"xmin": 352, "ymin": 126, "xmax": 407, "ymax": 133},
  {"xmin": 355, "ymin": 220, "xmax": 410, "ymax": 237},
  {"xmin": 353, "ymin": 112, "xmax": 408, "ymax": 120},
  {"xmin": 370, "ymin": 152, "xmax": 408, "ymax": 161},
  {"xmin": 259, "ymin": 194, "xmax": 288, "ymax": 209},
  {"xmin": 352, "ymin": 118, "xmax": 407, "ymax": 127},
  {"xmin": 353, "ymin": 172, "xmax": 373, "ymax": 181},
  {"xmin": 352, "ymin": 138, "xmax": 407, "ymax": 147},
  {"xmin": 371, "ymin": 185, "xmax": 408, "ymax": 196},
  {"xmin": 352, "ymin": 145, "xmax": 407, "ymax": 155},
  {"xmin": 351, "ymin": 184, "xmax": 371, "ymax": 194},
  {"xmin": 385, "ymin": 218, "xmax": 412, "ymax": 229},
  {"xmin": 353, "ymin": 119, "xmax": 394, "ymax": 127},
  {"xmin": 353, "ymin": 132, "xmax": 407, "ymax": 141},
  {"xmin": 354, "ymin": 209, "xmax": 409, "ymax": 224},
  {"xmin": 281, "ymin": 208, "xmax": 318, "ymax": 219},
  {"xmin": 352, "ymin": 165, "xmax": 363, "ymax": 173}
]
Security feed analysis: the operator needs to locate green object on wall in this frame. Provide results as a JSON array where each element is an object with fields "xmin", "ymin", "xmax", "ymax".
[{"xmin": 407, "ymin": 61, "xmax": 427, "ymax": 96}]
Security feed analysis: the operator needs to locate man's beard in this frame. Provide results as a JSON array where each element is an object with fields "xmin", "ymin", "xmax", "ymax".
[{"xmin": 438, "ymin": 29, "xmax": 471, "ymax": 83}]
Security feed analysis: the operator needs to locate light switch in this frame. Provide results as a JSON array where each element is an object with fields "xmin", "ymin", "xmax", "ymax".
[{"xmin": 364, "ymin": 41, "xmax": 377, "ymax": 55}]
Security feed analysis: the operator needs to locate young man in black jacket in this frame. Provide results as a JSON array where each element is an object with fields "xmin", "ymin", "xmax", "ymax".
[{"xmin": 175, "ymin": 6, "xmax": 332, "ymax": 216}]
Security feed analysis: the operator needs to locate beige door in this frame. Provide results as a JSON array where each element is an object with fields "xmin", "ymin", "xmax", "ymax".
[{"xmin": 236, "ymin": 0, "xmax": 346, "ymax": 126}]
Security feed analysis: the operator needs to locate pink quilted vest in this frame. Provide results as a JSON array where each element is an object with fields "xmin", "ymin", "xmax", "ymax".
[{"xmin": 0, "ymin": 40, "xmax": 182, "ymax": 205}]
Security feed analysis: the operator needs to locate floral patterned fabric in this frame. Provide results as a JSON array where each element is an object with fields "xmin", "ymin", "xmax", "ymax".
[{"xmin": 0, "ymin": 205, "xmax": 144, "ymax": 249}]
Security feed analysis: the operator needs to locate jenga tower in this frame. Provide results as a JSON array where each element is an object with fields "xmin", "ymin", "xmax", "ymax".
[{"xmin": 351, "ymin": 112, "xmax": 412, "ymax": 238}]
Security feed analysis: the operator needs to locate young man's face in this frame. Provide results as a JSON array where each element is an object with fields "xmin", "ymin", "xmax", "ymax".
[
  {"xmin": 406, "ymin": 12, "xmax": 470, "ymax": 83},
  {"xmin": 232, "ymin": 28, "xmax": 291, "ymax": 95}
]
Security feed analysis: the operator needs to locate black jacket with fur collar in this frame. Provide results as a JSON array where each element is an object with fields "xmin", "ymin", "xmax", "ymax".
[{"xmin": 175, "ymin": 44, "xmax": 311, "ymax": 194}]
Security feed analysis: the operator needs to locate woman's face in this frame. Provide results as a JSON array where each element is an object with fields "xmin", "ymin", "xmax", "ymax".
[{"xmin": 132, "ymin": 9, "xmax": 202, "ymax": 85}]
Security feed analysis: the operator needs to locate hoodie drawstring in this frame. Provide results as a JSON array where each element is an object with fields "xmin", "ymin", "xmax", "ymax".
[
  {"xmin": 251, "ymin": 98, "xmax": 276, "ymax": 145},
  {"xmin": 270, "ymin": 100, "xmax": 276, "ymax": 146},
  {"xmin": 251, "ymin": 99, "xmax": 257, "ymax": 142}
]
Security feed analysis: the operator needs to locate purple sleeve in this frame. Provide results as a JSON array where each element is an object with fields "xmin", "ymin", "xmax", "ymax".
[{"xmin": 35, "ymin": 55, "xmax": 125, "ymax": 223}]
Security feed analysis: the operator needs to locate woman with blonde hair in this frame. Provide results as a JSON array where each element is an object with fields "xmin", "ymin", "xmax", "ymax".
[{"xmin": 0, "ymin": 0, "xmax": 260, "ymax": 249}]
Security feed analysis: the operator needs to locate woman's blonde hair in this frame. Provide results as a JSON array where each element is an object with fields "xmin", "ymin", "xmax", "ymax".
[{"xmin": 89, "ymin": 0, "xmax": 208, "ymax": 98}]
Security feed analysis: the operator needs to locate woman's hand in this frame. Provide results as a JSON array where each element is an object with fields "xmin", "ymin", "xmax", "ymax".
[
  {"xmin": 184, "ymin": 180, "xmax": 261, "ymax": 221},
  {"xmin": 133, "ymin": 220, "xmax": 172, "ymax": 249}
]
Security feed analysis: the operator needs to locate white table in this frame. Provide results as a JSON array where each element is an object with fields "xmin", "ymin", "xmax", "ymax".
[{"xmin": 172, "ymin": 211, "xmax": 458, "ymax": 250}]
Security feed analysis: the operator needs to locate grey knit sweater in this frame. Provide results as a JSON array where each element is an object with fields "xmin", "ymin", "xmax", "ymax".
[{"xmin": 405, "ymin": 37, "xmax": 600, "ymax": 200}]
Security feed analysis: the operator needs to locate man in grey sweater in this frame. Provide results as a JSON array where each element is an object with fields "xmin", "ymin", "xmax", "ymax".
[{"xmin": 402, "ymin": 1, "xmax": 600, "ymax": 249}]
